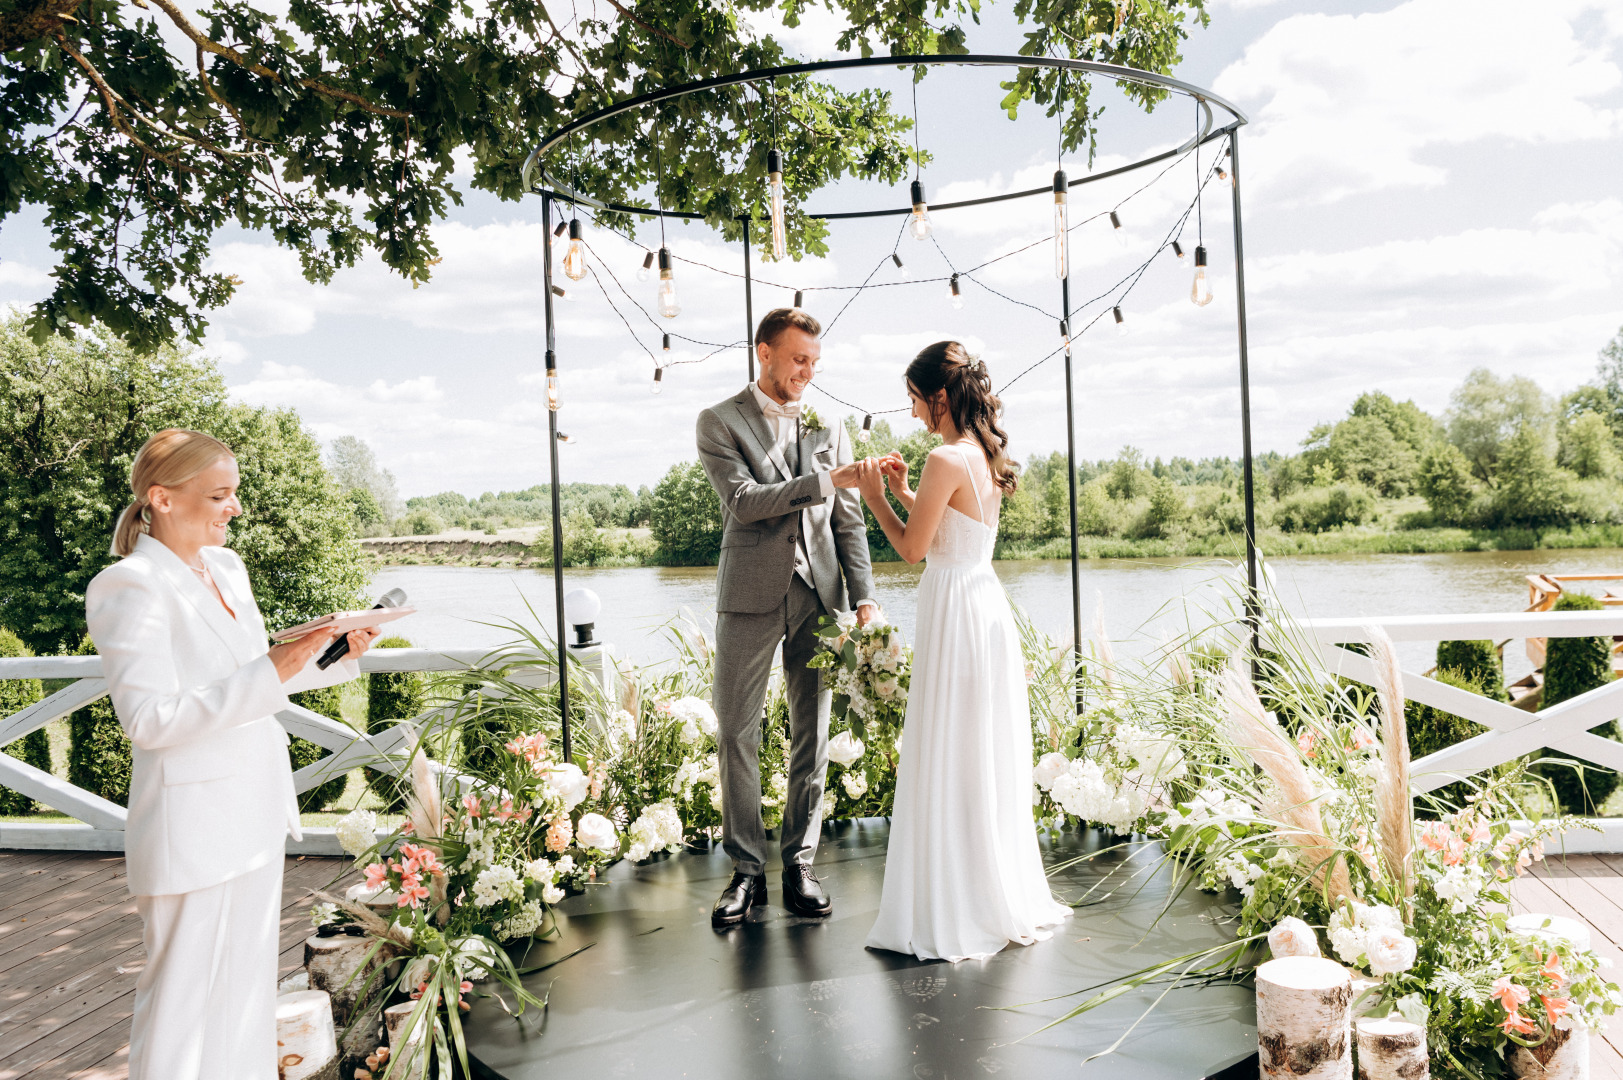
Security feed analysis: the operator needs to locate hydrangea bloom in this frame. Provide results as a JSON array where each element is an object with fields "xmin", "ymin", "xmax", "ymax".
[
  {"xmin": 472, "ymin": 865, "xmax": 522, "ymax": 908},
  {"xmin": 335, "ymin": 808, "xmax": 378, "ymax": 858}
]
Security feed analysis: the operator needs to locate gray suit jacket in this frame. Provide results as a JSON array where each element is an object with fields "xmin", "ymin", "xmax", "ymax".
[{"xmin": 696, "ymin": 388, "xmax": 875, "ymax": 616}]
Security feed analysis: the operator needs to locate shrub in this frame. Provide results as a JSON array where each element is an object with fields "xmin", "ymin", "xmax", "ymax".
[
  {"xmin": 289, "ymin": 686, "xmax": 351, "ymax": 812},
  {"xmin": 0, "ymin": 628, "xmax": 48, "ymax": 815},
  {"xmin": 1489, "ymin": 427, "xmax": 1580, "ymax": 528},
  {"xmin": 1417, "ymin": 443, "xmax": 1476, "ymax": 523},
  {"xmin": 365, "ymin": 635, "xmax": 425, "ymax": 811},
  {"xmin": 1535, "ymin": 592, "xmax": 1621, "ymax": 815},
  {"xmin": 68, "ymin": 636, "xmax": 130, "ymax": 807},
  {"xmin": 650, "ymin": 461, "xmax": 724, "ymax": 565},
  {"xmin": 1135, "ymin": 475, "xmax": 1186, "ymax": 539},
  {"xmin": 1272, "ymin": 482, "xmax": 1376, "ymax": 533},
  {"xmin": 1074, "ymin": 477, "xmax": 1120, "ymax": 536},
  {"xmin": 562, "ymin": 508, "xmax": 606, "ymax": 566},
  {"xmin": 1436, "ymin": 639, "xmax": 1508, "ymax": 702},
  {"xmin": 397, "ymin": 508, "xmax": 446, "ymax": 536},
  {"xmin": 1406, "ymin": 667, "xmax": 1491, "ymax": 818}
]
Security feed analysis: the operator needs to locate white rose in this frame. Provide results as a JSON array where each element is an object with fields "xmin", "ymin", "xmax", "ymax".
[
  {"xmin": 576, "ymin": 812, "xmax": 618, "ymax": 852},
  {"xmin": 828, "ymin": 731, "xmax": 865, "ymax": 766},
  {"xmin": 541, "ymin": 883, "xmax": 565, "ymax": 904},
  {"xmin": 544, "ymin": 763, "xmax": 590, "ymax": 812},
  {"xmin": 1033, "ymin": 752, "xmax": 1071, "ymax": 791},
  {"xmin": 1365, "ymin": 929, "xmax": 1417, "ymax": 977},
  {"xmin": 1267, "ymin": 917, "xmax": 1321, "ymax": 960}
]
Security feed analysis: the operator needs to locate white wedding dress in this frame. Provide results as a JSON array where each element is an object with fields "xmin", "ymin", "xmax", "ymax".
[{"xmin": 866, "ymin": 445, "xmax": 1073, "ymax": 962}]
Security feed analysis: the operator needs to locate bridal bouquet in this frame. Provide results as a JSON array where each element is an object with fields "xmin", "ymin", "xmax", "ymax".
[{"xmin": 810, "ymin": 612, "xmax": 911, "ymax": 817}]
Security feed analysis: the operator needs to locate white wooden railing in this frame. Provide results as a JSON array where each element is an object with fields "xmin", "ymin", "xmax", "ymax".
[
  {"xmin": 0, "ymin": 647, "xmax": 615, "ymax": 854},
  {"xmin": 1306, "ymin": 610, "xmax": 1623, "ymax": 853}
]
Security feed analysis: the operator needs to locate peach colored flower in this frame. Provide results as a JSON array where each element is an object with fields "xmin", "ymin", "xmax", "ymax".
[
  {"xmin": 1541, "ymin": 994, "xmax": 1571, "ymax": 1027},
  {"xmin": 1501, "ymin": 1009, "xmax": 1538, "ymax": 1036},
  {"xmin": 1466, "ymin": 820, "xmax": 1490, "ymax": 844},
  {"xmin": 400, "ymin": 843, "xmax": 443, "ymax": 876},
  {"xmin": 1296, "ymin": 730, "xmax": 1317, "ymax": 758},
  {"xmin": 399, "ymin": 819, "xmax": 414, "ymax": 836},
  {"xmin": 364, "ymin": 862, "xmax": 389, "ymax": 890},
  {"xmin": 1350, "ymin": 726, "xmax": 1376, "ymax": 751},
  {"xmin": 546, "ymin": 817, "xmax": 573, "ymax": 852},
  {"xmin": 462, "ymin": 794, "xmax": 482, "ymax": 818},
  {"xmin": 1492, "ymin": 976, "xmax": 1531, "ymax": 1013},
  {"xmin": 1420, "ymin": 822, "xmax": 1449, "ymax": 852},
  {"xmin": 1540, "ymin": 950, "xmax": 1566, "ymax": 986},
  {"xmin": 397, "ymin": 871, "xmax": 430, "ymax": 908}
]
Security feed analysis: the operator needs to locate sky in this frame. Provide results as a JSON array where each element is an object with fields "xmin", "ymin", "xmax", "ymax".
[{"xmin": 2, "ymin": 0, "xmax": 1621, "ymax": 498}]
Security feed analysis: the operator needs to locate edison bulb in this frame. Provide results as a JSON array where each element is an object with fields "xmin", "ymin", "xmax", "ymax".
[
  {"xmin": 562, "ymin": 219, "xmax": 587, "ymax": 281},
  {"xmin": 546, "ymin": 373, "xmax": 560, "ymax": 411},
  {"xmin": 907, "ymin": 179, "xmax": 932, "ymax": 241},
  {"xmin": 1191, "ymin": 245, "xmax": 1214, "ymax": 307},
  {"xmin": 949, "ymin": 273, "xmax": 963, "ymax": 309},
  {"xmin": 1052, "ymin": 171, "xmax": 1068, "ymax": 279},
  {"xmin": 656, "ymin": 247, "xmax": 680, "ymax": 318},
  {"xmin": 767, "ymin": 148, "xmax": 787, "ymax": 261},
  {"xmin": 637, "ymin": 251, "xmax": 654, "ymax": 282},
  {"xmin": 652, "ymin": 367, "xmax": 664, "ymax": 395},
  {"xmin": 1113, "ymin": 306, "xmax": 1127, "ymax": 336}
]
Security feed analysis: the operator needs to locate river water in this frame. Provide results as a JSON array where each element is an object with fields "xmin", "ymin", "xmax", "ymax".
[{"xmin": 372, "ymin": 549, "xmax": 1623, "ymax": 679}]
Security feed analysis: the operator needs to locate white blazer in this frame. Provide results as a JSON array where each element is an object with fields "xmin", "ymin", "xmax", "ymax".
[{"xmin": 85, "ymin": 533, "xmax": 358, "ymax": 897}]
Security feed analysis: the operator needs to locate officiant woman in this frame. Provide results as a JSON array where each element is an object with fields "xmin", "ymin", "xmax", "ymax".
[{"xmin": 85, "ymin": 428, "xmax": 380, "ymax": 1080}]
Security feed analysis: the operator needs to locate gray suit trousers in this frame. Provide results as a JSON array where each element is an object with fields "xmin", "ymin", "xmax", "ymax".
[{"xmin": 713, "ymin": 576, "xmax": 829, "ymax": 876}]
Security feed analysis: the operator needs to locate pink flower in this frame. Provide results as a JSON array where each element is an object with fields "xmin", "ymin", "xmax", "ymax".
[
  {"xmin": 400, "ymin": 843, "xmax": 443, "ymax": 876},
  {"xmin": 494, "ymin": 799, "xmax": 532, "ymax": 825},
  {"xmin": 1350, "ymin": 726, "xmax": 1376, "ymax": 751},
  {"xmin": 1492, "ymin": 976, "xmax": 1531, "ymax": 1013},
  {"xmin": 1501, "ymin": 1009, "xmax": 1538, "ymax": 1036},
  {"xmin": 1296, "ymin": 730, "xmax": 1317, "ymax": 758},
  {"xmin": 1541, "ymin": 951, "xmax": 1566, "ymax": 987},
  {"xmin": 1466, "ymin": 820, "xmax": 1490, "ymax": 844},
  {"xmin": 1420, "ymin": 822, "xmax": 1449, "ymax": 852},
  {"xmin": 363, "ymin": 862, "xmax": 389, "ymax": 890},
  {"xmin": 1541, "ymin": 994, "xmax": 1570, "ymax": 1027},
  {"xmin": 546, "ymin": 817, "xmax": 573, "ymax": 852},
  {"xmin": 397, "ymin": 873, "xmax": 430, "ymax": 909},
  {"xmin": 504, "ymin": 732, "xmax": 550, "ymax": 765},
  {"xmin": 462, "ymin": 794, "xmax": 482, "ymax": 819},
  {"xmin": 398, "ymin": 820, "xmax": 414, "ymax": 836}
]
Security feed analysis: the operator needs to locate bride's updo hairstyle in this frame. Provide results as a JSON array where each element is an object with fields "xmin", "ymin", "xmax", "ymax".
[
  {"xmin": 905, "ymin": 341, "xmax": 1019, "ymax": 493},
  {"xmin": 112, "ymin": 429, "xmax": 236, "ymax": 557}
]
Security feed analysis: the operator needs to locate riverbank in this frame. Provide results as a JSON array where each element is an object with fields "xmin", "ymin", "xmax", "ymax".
[{"xmin": 361, "ymin": 522, "xmax": 1623, "ymax": 568}]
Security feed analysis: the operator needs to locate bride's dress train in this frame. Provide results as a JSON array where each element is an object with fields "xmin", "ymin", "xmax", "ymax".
[{"xmin": 866, "ymin": 446, "xmax": 1072, "ymax": 962}]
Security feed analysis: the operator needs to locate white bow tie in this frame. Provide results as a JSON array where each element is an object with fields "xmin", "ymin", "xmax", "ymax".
[{"xmin": 762, "ymin": 400, "xmax": 801, "ymax": 421}]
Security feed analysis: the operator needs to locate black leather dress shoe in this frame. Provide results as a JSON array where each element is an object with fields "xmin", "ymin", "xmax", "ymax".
[
  {"xmin": 712, "ymin": 871, "xmax": 767, "ymax": 928},
  {"xmin": 781, "ymin": 864, "xmax": 832, "ymax": 918}
]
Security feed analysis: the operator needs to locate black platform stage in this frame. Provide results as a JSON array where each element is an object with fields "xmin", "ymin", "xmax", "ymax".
[{"xmin": 466, "ymin": 820, "xmax": 1258, "ymax": 1079}]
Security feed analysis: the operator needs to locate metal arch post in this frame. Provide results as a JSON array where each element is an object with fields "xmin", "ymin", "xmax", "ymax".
[
  {"xmin": 1228, "ymin": 130, "xmax": 1260, "ymax": 660},
  {"xmin": 742, "ymin": 216, "xmax": 756, "ymax": 383},
  {"xmin": 1060, "ymin": 277, "xmax": 1083, "ymax": 712},
  {"xmin": 541, "ymin": 192, "xmax": 574, "ymax": 762}
]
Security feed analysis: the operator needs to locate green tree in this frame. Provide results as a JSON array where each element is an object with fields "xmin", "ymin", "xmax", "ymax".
[
  {"xmin": 1593, "ymin": 324, "xmax": 1623, "ymax": 437},
  {"xmin": 1328, "ymin": 414, "xmax": 1417, "ymax": 496},
  {"xmin": 1075, "ymin": 477, "xmax": 1117, "ymax": 536},
  {"xmin": 1405, "ymin": 667, "xmax": 1493, "ymax": 819},
  {"xmin": 1446, "ymin": 368, "xmax": 1552, "ymax": 483},
  {"xmin": 0, "ymin": 316, "xmax": 367, "ymax": 655},
  {"xmin": 68, "ymin": 635, "xmax": 128, "ymax": 807},
  {"xmin": 1135, "ymin": 475, "xmax": 1185, "ymax": 538},
  {"xmin": 347, "ymin": 487, "xmax": 385, "ymax": 531},
  {"xmin": 1348, "ymin": 391, "xmax": 1440, "ymax": 455},
  {"xmin": 0, "ymin": 0, "xmax": 1209, "ymax": 350},
  {"xmin": 1105, "ymin": 446, "xmax": 1148, "ymax": 500},
  {"xmin": 1417, "ymin": 442, "xmax": 1476, "ymax": 523},
  {"xmin": 1557, "ymin": 410, "xmax": 1619, "ymax": 480},
  {"xmin": 1535, "ymin": 592, "xmax": 1622, "ymax": 815},
  {"xmin": 996, "ymin": 484, "xmax": 1046, "ymax": 544},
  {"xmin": 0, "ymin": 626, "xmax": 48, "ymax": 815},
  {"xmin": 1489, "ymin": 426, "xmax": 1578, "ymax": 528},
  {"xmin": 651, "ymin": 461, "xmax": 725, "ymax": 566},
  {"xmin": 328, "ymin": 436, "xmax": 401, "ymax": 522},
  {"xmin": 289, "ymin": 686, "xmax": 350, "ymax": 812}
]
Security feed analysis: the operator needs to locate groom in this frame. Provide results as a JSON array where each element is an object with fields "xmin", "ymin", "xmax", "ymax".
[{"xmin": 695, "ymin": 306, "xmax": 877, "ymax": 928}]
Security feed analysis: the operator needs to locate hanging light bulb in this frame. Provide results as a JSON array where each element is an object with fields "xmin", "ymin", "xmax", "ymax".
[
  {"xmin": 1172, "ymin": 240, "xmax": 1187, "ymax": 264},
  {"xmin": 637, "ymin": 251, "xmax": 655, "ymax": 282},
  {"xmin": 766, "ymin": 148, "xmax": 788, "ymax": 262},
  {"xmin": 1191, "ymin": 245, "xmax": 1213, "ymax": 307},
  {"xmin": 550, "ymin": 284, "xmax": 574, "ymax": 303},
  {"xmin": 858, "ymin": 414, "xmax": 874, "ymax": 443},
  {"xmin": 1053, "ymin": 170, "xmax": 1069, "ymax": 279},
  {"xmin": 1113, "ymin": 305, "xmax": 1127, "ymax": 336},
  {"xmin": 656, "ymin": 247, "xmax": 680, "ymax": 318},
  {"xmin": 557, "ymin": 431, "xmax": 575, "ymax": 444},
  {"xmin": 562, "ymin": 219, "xmax": 587, "ymax": 281},
  {"xmin": 908, "ymin": 179, "xmax": 933, "ymax": 241},
  {"xmin": 546, "ymin": 371, "xmax": 560, "ymax": 411},
  {"xmin": 552, "ymin": 220, "xmax": 568, "ymax": 239},
  {"xmin": 1109, "ymin": 210, "xmax": 1127, "ymax": 249},
  {"xmin": 651, "ymin": 367, "xmax": 664, "ymax": 395},
  {"xmin": 793, "ymin": 290, "xmax": 804, "ymax": 309},
  {"xmin": 949, "ymin": 273, "xmax": 963, "ymax": 309},
  {"xmin": 891, "ymin": 252, "xmax": 907, "ymax": 277},
  {"xmin": 662, "ymin": 333, "xmax": 671, "ymax": 353},
  {"xmin": 1059, "ymin": 317, "xmax": 1070, "ymax": 349}
]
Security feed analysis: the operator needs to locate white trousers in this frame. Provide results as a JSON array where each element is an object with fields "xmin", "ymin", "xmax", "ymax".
[{"xmin": 129, "ymin": 857, "xmax": 283, "ymax": 1080}]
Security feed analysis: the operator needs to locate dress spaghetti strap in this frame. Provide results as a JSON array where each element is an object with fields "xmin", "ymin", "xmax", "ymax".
[{"xmin": 955, "ymin": 443, "xmax": 988, "ymax": 524}]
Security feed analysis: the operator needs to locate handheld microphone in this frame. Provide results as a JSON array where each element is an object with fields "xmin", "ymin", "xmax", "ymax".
[{"xmin": 316, "ymin": 588, "xmax": 407, "ymax": 670}]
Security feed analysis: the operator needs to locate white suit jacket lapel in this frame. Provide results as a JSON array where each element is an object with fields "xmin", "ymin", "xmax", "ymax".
[
  {"xmin": 133, "ymin": 535, "xmax": 255, "ymax": 663},
  {"xmin": 733, "ymin": 390, "xmax": 794, "ymax": 482}
]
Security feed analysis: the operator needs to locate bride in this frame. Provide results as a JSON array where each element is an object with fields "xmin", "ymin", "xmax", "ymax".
[{"xmin": 856, "ymin": 341, "xmax": 1072, "ymax": 962}]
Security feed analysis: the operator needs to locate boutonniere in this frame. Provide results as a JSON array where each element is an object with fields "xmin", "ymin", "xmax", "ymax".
[{"xmin": 800, "ymin": 406, "xmax": 825, "ymax": 434}]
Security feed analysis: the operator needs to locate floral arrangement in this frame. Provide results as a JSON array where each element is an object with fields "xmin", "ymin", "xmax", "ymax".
[{"xmin": 809, "ymin": 611, "xmax": 911, "ymax": 817}]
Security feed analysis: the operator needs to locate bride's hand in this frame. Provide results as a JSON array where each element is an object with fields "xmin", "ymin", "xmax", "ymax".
[
  {"xmin": 855, "ymin": 458, "xmax": 887, "ymax": 502},
  {"xmin": 881, "ymin": 453, "xmax": 911, "ymax": 495}
]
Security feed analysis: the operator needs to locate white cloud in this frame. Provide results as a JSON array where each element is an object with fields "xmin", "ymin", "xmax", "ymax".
[{"xmin": 1216, "ymin": 0, "xmax": 1623, "ymax": 205}]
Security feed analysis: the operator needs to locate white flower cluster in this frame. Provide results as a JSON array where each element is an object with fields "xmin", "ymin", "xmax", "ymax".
[
  {"xmin": 673, "ymin": 754, "xmax": 720, "ymax": 802},
  {"xmin": 1035, "ymin": 755, "xmax": 1145, "ymax": 833},
  {"xmin": 525, "ymin": 855, "xmax": 570, "ymax": 904},
  {"xmin": 1328, "ymin": 902, "xmax": 1417, "ymax": 977},
  {"xmin": 495, "ymin": 899, "xmax": 547, "ymax": 940},
  {"xmin": 841, "ymin": 771, "xmax": 869, "ymax": 799},
  {"xmin": 335, "ymin": 808, "xmax": 378, "ymax": 858},
  {"xmin": 626, "ymin": 801, "xmax": 684, "ymax": 863},
  {"xmin": 1266, "ymin": 916, "xmax": 1321, "ymax": 959},
  {"xmin": 472, "ymin": 865, "xmax": 524, "ymax": 909},
  {"xmin": 668, "ymin": 697, "xmax": 719, "ymax": 745},
  {"xmin": 1433, "ymin": 862, "xmax": 1488, "ymax": 915},
  {"xmin": 1214, "ymin": 852, "xmax": 1267, "ymax": 898},
  {"xmin": 309, "ymin": 902, "xmax": 339, "ymax": 928},
  {"xmin": 1111, "ymin": 724, "xmax": 1188, "ymax": 783},
  {"xmin": 763, "ymin": 771, "xmax": 788, "ymax": 809},
  {"xmin": 606, "ymin": 708, "xmax": 637, "ymax": 752},
  {"xmin": 1167, "ymin": 788, "xmax": 1259, "ymax": 835},
  {"xmin": 464, "ymin": 824, "xmax": 497, "ymax": 869}
]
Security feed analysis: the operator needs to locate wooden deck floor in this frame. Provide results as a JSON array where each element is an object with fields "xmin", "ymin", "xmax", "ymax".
[{"xmin": 1, "ymin": 849, "xmax": 1620, "ymax": 1079}]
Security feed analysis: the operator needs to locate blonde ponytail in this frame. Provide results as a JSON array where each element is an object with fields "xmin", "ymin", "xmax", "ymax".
[{"xmin": 111, "ymin": 429, "xmax": 236, "ymax": 557}]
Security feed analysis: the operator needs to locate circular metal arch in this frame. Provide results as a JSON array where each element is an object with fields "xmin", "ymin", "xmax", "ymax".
[{"xmin": 521, "ymin": 53, "xmax": 1248, "ymax": 220}]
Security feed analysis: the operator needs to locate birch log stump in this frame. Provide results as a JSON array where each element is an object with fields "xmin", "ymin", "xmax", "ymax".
[
  {"xmin": 275, "ymin": 990, "xmax": 340, "ymax": 1080},
  {"xmin": 305, "ymin": 934, "xmax": 385, "ymax": 1063},
  {"xmin": 384, "ymin": 1001, "xmax": 428, "ymax": 1077},
  {"xmin": 1257, "ymin": 956, "xmax": 1354, "ymax": 1080},
  {"xmin": 1355, "ymin": 1016, "xmax": 1428, "ymax": 1080},
  {"xmin": 1506, "ymin": 915, "xmax": 1590, "ymax": 1080}
]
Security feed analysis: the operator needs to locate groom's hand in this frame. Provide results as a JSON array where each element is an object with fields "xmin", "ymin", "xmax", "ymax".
[
  {"xmin": 829, "ymin": 462, "xmax": 862, "ymax": 488},
  {"xmin": 855, "ymin": 601, "xmax": 878, "ymax": 627}
]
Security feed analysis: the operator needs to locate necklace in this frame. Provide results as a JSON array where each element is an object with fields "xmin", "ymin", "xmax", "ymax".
[{"xmin": 187, "ymin": 560, "xmax": 209, "ymax": 580}]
